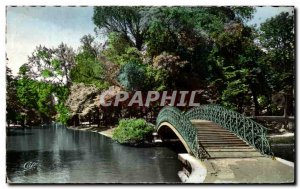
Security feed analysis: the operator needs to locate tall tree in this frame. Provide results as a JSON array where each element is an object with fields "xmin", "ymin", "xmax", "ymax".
[
  {"xmin": 70, "ymin": 35, "xmax": 109, "ymax": 89},
  {"xmin": 210, "ymin": 21, "xmax": 269, "ymax": 114},
  {"xmin": 102, "ymin": 32, "xmax": 143, "ymax": 65},
  {"xmin": 259, "ymin": 12, "xmax": 295, "ymax": 116},
  {"xmin": 93, "ymin": 7, "xmax": 149, "ymax": 50},
  {"xmin": 6, "ymin": 66, "xmax": 22, "ymax": 126},
  {"xmin": 25, "ymin": 43, "xmax": 76, "ymax": 86},
  {"xmin": 145, "ymin": 7, "xmax": 255, "ymax": 90}
]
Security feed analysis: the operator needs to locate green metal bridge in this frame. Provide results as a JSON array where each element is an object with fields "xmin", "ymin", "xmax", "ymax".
[{"xmin": 155, "ymin": 105, "xmax": 273, "ymax": 159}]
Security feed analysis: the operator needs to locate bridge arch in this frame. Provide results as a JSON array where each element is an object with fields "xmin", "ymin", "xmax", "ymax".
[
  {"xmin": 155, "ymin": 106, "xmax": 210, "ymax": 159},
  {"xmin": 157, "ymin": 122, "xmax": 192, "ymax": 154},
  {"xmin": 156, "ymin": 105, "xmax": 273, "ymax": 159}
]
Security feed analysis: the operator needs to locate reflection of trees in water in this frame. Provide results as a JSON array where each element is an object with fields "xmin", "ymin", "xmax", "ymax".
[
  {"xmin": 110, "ymin": 142, "xmax": 181, "ymax": 182},
  {"xmin": 7, "ymin": 126, "xmax": 181, "ymax": 183},
  {"xmin": 6, "ymin": 130, "xmax": 33, "ymax": 136}
]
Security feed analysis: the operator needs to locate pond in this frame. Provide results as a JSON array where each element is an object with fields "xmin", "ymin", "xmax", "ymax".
[{"xmin": 6, "ymin": 125, "xmax": 182, "ymax": 184}]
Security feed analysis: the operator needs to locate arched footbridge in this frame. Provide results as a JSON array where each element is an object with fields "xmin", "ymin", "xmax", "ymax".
[{"xmin": 155, "ymin": 105, "xmax": 273, "ymax": 159}]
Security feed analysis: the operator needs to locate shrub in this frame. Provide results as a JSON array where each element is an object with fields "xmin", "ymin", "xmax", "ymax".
[{"xmin": 112, "ymin": 118, "xmax": 154, "ymax": 144}]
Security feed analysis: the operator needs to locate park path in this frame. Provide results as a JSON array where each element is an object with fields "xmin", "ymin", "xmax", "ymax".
[{"xmin": 203, "ymin": 157, "xmax": 294, "ymax": 183}]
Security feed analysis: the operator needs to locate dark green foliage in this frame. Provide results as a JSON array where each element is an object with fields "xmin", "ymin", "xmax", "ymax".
[
  {"xmin": 53, "ymin": 86, "xmax": 71, "ymax": 124},
  {"xmin": 260, "ymin": 12, "xmax": 295, "ymax": 92},
  {"xmin": 118, "ymin": 61, "xmax": 146, "ymax": 91},
  {"xmin": 70, "ymin": 51, "xmax": 109, "ymax": 89},
  {"xmin": 55, "ymin": 103, "xmax": 70, "ymax": 124},
  {"xmin": 70, "ymin": 35, "xmax": 109, "ymax": 89},
  {"xmin": 208, "ymin": 20, "xmax": 271, "ymax": 114},
  {"xmin": 93, "ymin": 7, "xmax": 147, "ymax": 50},
  {"xmin": 112, "ymin": 119, "xmax": 154, "ymax": 144},
  {"xmin": 259, "ymin": 12, "xmax": 295, "ymax": 115},
  {"xmin": 103, "ymin": 32, "xmax": 142, "ymax": 65},
  {"xmin": 14, "ymin": 74, "xmax": 71, "ymax": 125},
  {"xmin": 6, "ymin": 7, "xmax": 295, "ymax": 128},
  {"xmin": 93, "ymin": 6, "xmax": 256, "ymax": 92},
  {"xmin": 6, "ymin": 67, "xmax": 22, "ymax": 126},
  {"xmin": 144, "ymin": 65, "xmax": 168, "ymax": 91},
  {"xmin": 16, "ymin": 77, "xmax": 39, "ymax": 110}
]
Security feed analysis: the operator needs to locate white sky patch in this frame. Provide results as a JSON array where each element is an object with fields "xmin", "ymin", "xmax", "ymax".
[
  {"xmin": 6, "ymin": 6, "xmax": 97, "ymax": 75},
  {"xmin": 247, "ymin": 6, "xmax": 294, "ymax": 27}
]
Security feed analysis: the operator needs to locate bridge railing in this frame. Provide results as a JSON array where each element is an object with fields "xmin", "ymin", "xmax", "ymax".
[
  {"xmin": 184, "ymin": 105, "xmax": 272, "ymax": 155},
  {"xmin": 156, "ymin": 106, "xmax": 210, "ymax": 159}
]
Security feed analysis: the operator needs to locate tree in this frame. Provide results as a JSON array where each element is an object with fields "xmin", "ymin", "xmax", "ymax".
[
  {"xmin": 102, "ymin": 32, "xmax": 142, "ymax": 65},
  {"xmin": 53, "ymin": 85, "xmax": 70, "ymax": 124},
  {"xmin": 145, "ymin": 7, "xmax": 254, "ymax": 55},
  {"xmin": 93, "ymin": 7, "xmax": 149, "ymax": 50},
  {"xmin": 71, "ymin": 35, "xmax": 117, "ymax": 89},
  {"xmin": 118, "ymin": 61, "xmax": 146, "ymax": 91},
  {"xmin": 25, "ymin": 43, "xmax": 76, "ymax": 86},
  {"xmin": 144, "ymin": 7, "xmax": 255, "ymax": 90},
  {"xmin": 70, "ymin": 51, "xmax": 108, "ymax": 89},
  {"xmin": 259, "ymin": 12, "xmax": 295, "ymax": 116},
  {"xmin": 93, "ymin": 7, "xmax": 255, "ymax": 86},
  {"xmin": 79, "ymin": 34, "xmax": 103, "ymax": 58},
  {"xmin": 6, "ymin": 66, "xmax": 23, "ymax": 126},
  {"xmin": 16, "ymin": 77, "xmax": 53, "ymax": 123},
  {"xmin": 152, "ymin": 52, "xmax": 188, "ymax": 89},
  {"xmin": 15, "ymin": 61, "xmax": 72, "ymax": 125},
  {"xmin": 209, "ymin": 21, "xmax": 269, "ymax": 114}
]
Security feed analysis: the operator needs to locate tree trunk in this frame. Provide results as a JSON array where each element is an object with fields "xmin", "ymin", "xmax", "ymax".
[
  {"xmin": 135, "ymin": 34, "xmax": 143, "ymax": 51},
  {"xmin": 21, "ymin": 119, "xmax": 25, "ymax": 128},
  {"xmin": 283, "ymin": 95, "xmax": 287, "ymax": 118},
  {"xmin": 252, "ymin": 92, "xmax": 259, "ymax": 116},
  {"xmin": 96, "ymin": 108, "xmax": 100, "ymax": 128},
  {"xmin": 283, "ymin": 93, "xmax": 294, "ymax": 117},
  {"xmin": 73, "ymin": 114, "xmax": 79, "ymax": 127},
  {"xmin": 88, "ymin": 112, "xmax": 91, "ymax": 127},
  {"xmin": 249, "ymin": 83, "xmax": 259, "ymax": 116}
]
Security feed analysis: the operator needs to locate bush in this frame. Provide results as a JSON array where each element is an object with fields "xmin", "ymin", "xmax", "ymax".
[{"xmin": 112, "ymin": 118, "xmax": 154, "ymax": 144}]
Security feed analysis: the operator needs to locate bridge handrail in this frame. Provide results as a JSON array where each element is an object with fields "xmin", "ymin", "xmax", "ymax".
[
  {"xmin": 156, "ymin": 106, "xmax": 210, "ymax": 159},
  {"xmin": 184, "ymin": 105, "xmax": 272, "ymax": 155}
]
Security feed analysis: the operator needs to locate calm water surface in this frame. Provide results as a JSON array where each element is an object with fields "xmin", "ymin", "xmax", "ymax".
[{"xmin": 6, "ymin": 125, "xmax": 182, "ymax": 183}]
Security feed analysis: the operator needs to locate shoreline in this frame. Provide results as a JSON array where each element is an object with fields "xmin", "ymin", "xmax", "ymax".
[
  {"xmin": 67, "ymin": 125, "xmax": 116, "ymax": 139},
  {"xmin": 12, "ymin": 124, "xmax": 294, "ymax": 183}
]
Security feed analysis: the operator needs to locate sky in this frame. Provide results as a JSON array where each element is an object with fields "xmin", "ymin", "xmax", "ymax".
[{"xmin": 6, "ymin": 6, "xmax": 294, "ymax": 75}]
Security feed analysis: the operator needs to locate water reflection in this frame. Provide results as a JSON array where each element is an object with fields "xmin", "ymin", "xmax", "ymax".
[{"xmin": 7, "ymin": 126, "xmax": 181, "ymax": 183}]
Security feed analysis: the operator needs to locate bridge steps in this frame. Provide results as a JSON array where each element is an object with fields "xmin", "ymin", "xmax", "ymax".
[
  {"xmin": 205, "ymin": 146, "xmax": 254, "ymax": 149},
  {"xmin": 198, "ymin": 135, "xmax": 239, "ymax": 139},
  {"xmin": 199, "ymin": 141, "xmax": 248, "ymax": 145},
  {"xmin": 205, "ymin": 151, "xmax": 263, "ymax": 158},
  {"xmin": 198, "ymin": 138, "xmax": 242, "ymax": 142},
  {"xmin": 205, "ymin": 148, "xmax": 257, "ymax": 152},
  {"xmin": 192, "ymin": 120, "xmax": 263, "ymax": 158}
]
